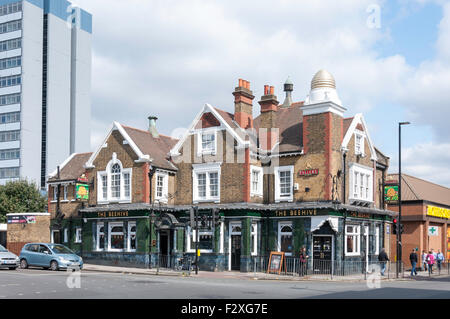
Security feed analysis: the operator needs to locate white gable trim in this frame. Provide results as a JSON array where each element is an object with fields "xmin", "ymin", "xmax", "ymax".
[
  {"xmin": 341, "ymin": 114, "xmax": 377, "ymax": 161},
  {"xmin": 170, "ymin": 103, "xmax": 248, "ymax": 156},
  {"xmin": 85, "ymin": 122, "xmax": 152, "ymax": 169}
]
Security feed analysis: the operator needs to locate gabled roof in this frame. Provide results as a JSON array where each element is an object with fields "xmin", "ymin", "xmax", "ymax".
[
  {"xmin": 387, "ymin": 174, "xmax": 450, "ymax": 207},
  {"xmin": 85, "ymin": 122, "xmax": 177, "ymax": 171},
  {"xmin": 122, "ymin": 125, "xmax": 178, "ymax": 171},
  {"xmin": 170, "ymin": 103, "xmax": 249, "ymax": 156},
  {"xmin": 254, "ymin": 102, "xmax": 304, "ymax": 154},
  {"xmin": 48, "ymin": 152, "xmax": 92, "ymax": 182},
  {"xmin": 341, "ymin": 113, "xmax": 378, "ymax": 161}
]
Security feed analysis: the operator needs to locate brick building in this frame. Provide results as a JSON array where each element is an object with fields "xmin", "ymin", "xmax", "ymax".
[
  {"xmin": 386, "ymin": 174, "xmax": 450, "ymax": 265},
  {"xmin": 48, "ymin": 70, "xmax": 396, "ymax": 271}
]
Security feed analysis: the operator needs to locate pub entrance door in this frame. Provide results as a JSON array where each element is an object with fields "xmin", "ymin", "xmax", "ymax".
[
  {"xmin": 159, "ymin": 230, "xmax": 172, "ymax": 268},
  {"xmin": 231, "ymin": 235, "xmax": 241, "ymax": 271},
  {"xmin": 312, "ymin": 235, "xmax": 333, "ymax": 274}
]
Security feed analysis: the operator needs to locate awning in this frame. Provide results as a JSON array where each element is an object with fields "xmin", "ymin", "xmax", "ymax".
[{"xmin": 311, "ymin": 216, "xmax": 339, "ymax": 232}]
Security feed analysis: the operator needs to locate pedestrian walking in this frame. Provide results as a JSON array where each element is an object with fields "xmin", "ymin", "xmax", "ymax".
[
  {"xmin": 426, "ymin": 251, "xmax": 435, "ymax": 275},
  {"xmin": 298, "ymin": 247, "xmax": 309, "ymax": 276},
  {"xmin": 422, "ymin": 250, "xmax": 428, "ymax": 272},
  {"xmin": 378, "ymin": 248, "xmax": 389, "ymax": 276},
  {"xmin": 409, "ymin": 249, "xmax": 418, "ymax": 276},
  {"xmin": 436, "ymin": 250, "xmax": 444, "ymax": 273}
]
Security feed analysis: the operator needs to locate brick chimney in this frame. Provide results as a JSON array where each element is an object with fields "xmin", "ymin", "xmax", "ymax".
[
  {"xmin": 233, "ymin": 79, "xmax": 254, "ymax": 129},
  {"xmin": 258, "ymin": 85, "xmax": 279, "ymax": 151}
]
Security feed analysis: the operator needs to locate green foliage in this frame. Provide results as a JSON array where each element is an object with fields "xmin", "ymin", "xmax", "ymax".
[{"xmin": 0, "ymin": 180, "xmax": 47, "ymax": 223}]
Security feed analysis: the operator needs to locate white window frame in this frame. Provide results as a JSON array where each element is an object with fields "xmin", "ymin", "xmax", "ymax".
[
  {"xmin": 63, "ymin": 228, "xmax": 68, "ymax": 243},
  {"xmin": 197, "ymin": 130, "xmax": 217, "ymax": 156},
  {"xmin": 278, "ymin": 221, "xmax": 293, "ymax": 256},
  {"xmin": 375, "ymin": 225, "xmax": 380, "ymax": 255},
  {"xmin": 345, "ymin": 224, "xmax": 361, "ymax": 256},
  {"xmin": 354, "ymin": 131, "xmax": 365, "ymax": 156},
  {"xmin": 96, "ymin": 222, "xmax": 105, "ymax": 251},
  {"xmin": 192, "ymin": 163, "xmax": 221, "ymax": 203},
  {"xmin": 97, "ymin": 156, "xmax": 132, "ymax": 204},
  {"xmin": 53, "ymin": 186, "xmax": 57, "ymax": 201},
  {"xmin": 251, "ymin": 222, "xmax": 258, "ymax": 256},
  {"xmin": 186, "ymin": 226, "xmax": 214, "ymax": 253},
  {"xmin": 108, "ymin": 222, "xmax": 125, "ymax": 252},
  {"xmin": 250, "ymin": 165, "xmax": 263, "ymax": 197},
  {"xmin": 349, "ymin": 163, "xmax": 373, "ymax": 202},
  {"xmin": 63, "ymin": 185, "xmax": 68, "ymax": 201},
  {"xmin": 155, "ymin": 171, "xmax": 169, "ymax": 203},
  {"xmin": 75, "ymin": 227, "xmax": 82, "ymax": 243},
  {"xmin": 127, "ymin": 222, "xmax": 137, "ymax": 252},
  {"xmin": 275, "ymin": 166, "xmax": 294, "ymax": 202}
]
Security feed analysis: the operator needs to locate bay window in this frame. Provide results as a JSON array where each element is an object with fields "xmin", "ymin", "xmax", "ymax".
[
  {"xmin": 349, "ymin": 163, "xmax": 373, "ymax": 202},
  {"xmin": 96, "ymin": 223, "xmax": 105, "ymax": 251},
  {"xmin": 187, "ymin": 226, "xmax": 214, "ymax": 253}
]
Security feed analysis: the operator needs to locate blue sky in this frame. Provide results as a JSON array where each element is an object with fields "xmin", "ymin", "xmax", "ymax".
[{"xmin": 73, "ymin": 0, "xmax": 450, "ymax": 187}]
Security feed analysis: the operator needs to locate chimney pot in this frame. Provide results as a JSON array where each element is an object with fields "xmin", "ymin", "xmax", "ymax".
[
  {"xmin": 270, "ymin": 86, "xmax": 274, "ymax": 95},
  {"xmin": 239, "ymin": 79, "xmax": 243, "ymax": 87}
]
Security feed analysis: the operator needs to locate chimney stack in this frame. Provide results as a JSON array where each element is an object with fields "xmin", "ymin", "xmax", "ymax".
[
  {"xmin": 148, "ymin": 116, "xmax": 159, "ymax": 138},
  {"xmin": 281, "ymin": 77, "xmax": 293, "ymax": 108},
  {"xmin": 233, "ymin": 78, "xmax": 255, "ymax": 129},
  {"xmin": 258, "ymin": 85, "xmax": 279, "ymax": 151}
]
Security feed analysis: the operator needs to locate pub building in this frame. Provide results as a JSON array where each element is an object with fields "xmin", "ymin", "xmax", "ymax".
[
  {"xmin": 48, "ymin": 70, "xmax": 396, "ymax": 271},
  {"xmin": 386, "ymin": 174, "xmax": 450, "ymax": 264}
]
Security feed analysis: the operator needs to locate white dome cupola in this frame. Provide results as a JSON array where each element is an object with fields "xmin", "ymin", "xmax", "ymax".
[{"xmin": 305, "ymin": 69, "xmax": 342, "ymax": 106}]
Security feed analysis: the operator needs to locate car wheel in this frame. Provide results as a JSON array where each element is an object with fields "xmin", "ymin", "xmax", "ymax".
[
  {"xmin": 50, "ymin": 261, "xmax": 59, "ymax": 271},
  {"xmin": 20, "ymin": 259, "xmax": 28, "ymax": 269}
]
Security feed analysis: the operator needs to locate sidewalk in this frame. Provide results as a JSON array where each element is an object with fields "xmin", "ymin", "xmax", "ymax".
[{"xmin": 82, "ymin": 263, "xmax": 449, "ymax": 282}]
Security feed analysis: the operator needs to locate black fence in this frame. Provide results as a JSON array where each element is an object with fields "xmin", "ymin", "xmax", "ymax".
[
  {"xmin": 155, "ymin": 254, "xmax": 193, "ymax": 275},
  {"xmin": 252, "ymin": 255, "xmax": 408, "ymax": 280}
]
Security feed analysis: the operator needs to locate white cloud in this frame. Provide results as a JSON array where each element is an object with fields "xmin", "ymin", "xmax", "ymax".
[{"xmin": 70, "ymin": 0, "xmax": 450, "ymax": 186}]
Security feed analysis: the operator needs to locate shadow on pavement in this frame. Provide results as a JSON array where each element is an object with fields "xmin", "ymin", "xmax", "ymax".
[{"xmin": 305, "ymin": 287, "xmax": 450, "ymax": 299}]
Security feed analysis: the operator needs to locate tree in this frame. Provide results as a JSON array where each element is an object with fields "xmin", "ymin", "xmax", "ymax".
[{"xmin": 0, "ymin": 180, "xmax": 47, "ymax": 223}]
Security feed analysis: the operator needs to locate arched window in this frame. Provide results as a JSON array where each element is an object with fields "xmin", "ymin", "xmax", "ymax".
[{"xmin": 111, "ymin": 163, "xmax": 121, "ymax": 198}]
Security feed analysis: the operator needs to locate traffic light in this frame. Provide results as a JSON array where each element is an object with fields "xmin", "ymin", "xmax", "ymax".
[
  {"xmin": 400, "ymin": 224, "xmax": 405, "ymax": 234},
  {"xmin": 393, "ymin": 218, "xmax": 398, "ymax": 235}
]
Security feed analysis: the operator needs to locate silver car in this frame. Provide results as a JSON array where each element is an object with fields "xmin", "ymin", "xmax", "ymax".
[{"xmin": 0, "ymin": 244, "xmax": 20, "ymax": 270}]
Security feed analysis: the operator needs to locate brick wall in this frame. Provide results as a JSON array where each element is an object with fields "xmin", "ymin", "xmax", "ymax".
[{"xmin": 7, "ymin": 215, "xmax": 51, "ymax": 255}]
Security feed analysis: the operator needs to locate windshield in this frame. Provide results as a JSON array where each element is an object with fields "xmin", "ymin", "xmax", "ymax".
[
  {"xmin": 48, "ymin": 244, "xmax": 74, "ymax": 255},
  {"xmin": 0, "ymin": 245, "xmax": 7, "ymax": 252}
]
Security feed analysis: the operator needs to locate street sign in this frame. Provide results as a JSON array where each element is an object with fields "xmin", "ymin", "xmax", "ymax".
[{"xmin": 428, "ymin": 226, "xmax": 439, "ymax": 236}]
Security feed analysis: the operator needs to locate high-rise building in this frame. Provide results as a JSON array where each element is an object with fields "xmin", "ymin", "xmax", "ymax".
[{"xmin": 0, "ymin": 0, "xmax": 92, "ymax": 188}]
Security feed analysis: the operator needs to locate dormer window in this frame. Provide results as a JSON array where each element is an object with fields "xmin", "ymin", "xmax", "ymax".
[
  {"xmin": 354, "ymin": 132, "xmax": 365, "ymax": 156},
  {"xmin": 198, "ymin": 130, "xmax": 217, "ymax": 155}
]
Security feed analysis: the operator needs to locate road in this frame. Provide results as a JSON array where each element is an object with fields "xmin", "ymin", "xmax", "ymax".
[{"xmin": 0, "ymin": 268, "xmax": 449, "ymax": 299}]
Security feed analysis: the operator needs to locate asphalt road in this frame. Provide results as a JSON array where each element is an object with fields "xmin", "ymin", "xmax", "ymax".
[{"xmin": 0, "ymin": 268, "xmax": 449, "ymax": 299}]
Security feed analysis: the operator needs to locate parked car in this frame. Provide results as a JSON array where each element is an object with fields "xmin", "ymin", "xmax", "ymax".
[
  {"xmin": 19, "ymin": 243, "xmax": 83, "ymax": 271},
  {"xmin": 0, "ymin": 244, "xmax": 20, "ymax": 270}
]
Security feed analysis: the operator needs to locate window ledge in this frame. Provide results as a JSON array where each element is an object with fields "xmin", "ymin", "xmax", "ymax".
[{"xmin": 193, "ymin": 198, "xmax": 220, "ymax": 203}]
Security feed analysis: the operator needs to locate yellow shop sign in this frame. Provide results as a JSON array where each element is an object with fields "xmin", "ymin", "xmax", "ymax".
[{"xmin": 427, "ymin": 206, "xmax": 450, "ymax": 219}]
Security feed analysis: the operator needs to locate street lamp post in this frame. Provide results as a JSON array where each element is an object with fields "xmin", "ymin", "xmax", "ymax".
[{"xmin": 397, "ymin": 121, "xmax": 410, "ymax": 278}]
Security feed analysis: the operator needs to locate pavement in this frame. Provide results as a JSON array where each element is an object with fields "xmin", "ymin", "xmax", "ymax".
[{"xmin": 82, "ymin": 263, "xmax": 450, "ymax": 282}]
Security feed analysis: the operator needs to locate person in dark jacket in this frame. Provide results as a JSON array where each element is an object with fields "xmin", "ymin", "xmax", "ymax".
[
  {"xmin": 410, "ymin": 249, "xmax": 418, "ymax": 276},
  {"xmin": 378, "ymin": 248, "xmax": 389, "ymax": 276}
]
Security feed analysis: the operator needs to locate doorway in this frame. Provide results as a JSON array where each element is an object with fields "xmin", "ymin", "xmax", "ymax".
[
  {"xmin": 312, "ymin": 235, "xmax": 333, "ymax": 273},
  {"xmin": 229, "ymin": 222, "xmax": 242, "ymax": 271},
  {"xmin": 159, "ymin": 230, "xmax": 171, "ymax": 268},
  {"xmin": 52, "ymin": 230, "xmax": 61, "ymax": 244}
]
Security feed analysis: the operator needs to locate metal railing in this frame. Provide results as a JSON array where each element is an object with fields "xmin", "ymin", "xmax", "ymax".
[
  {"xmin": 415, "ymin": 261, "xmax": 450, "ymax": 277},
  {"xmin": 252, "ymin": 255, "xmax": 406, "ymax": 280},
  {"xmin": 156, "ymin": 254, "xmax": 193, "ymax": 275}
]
